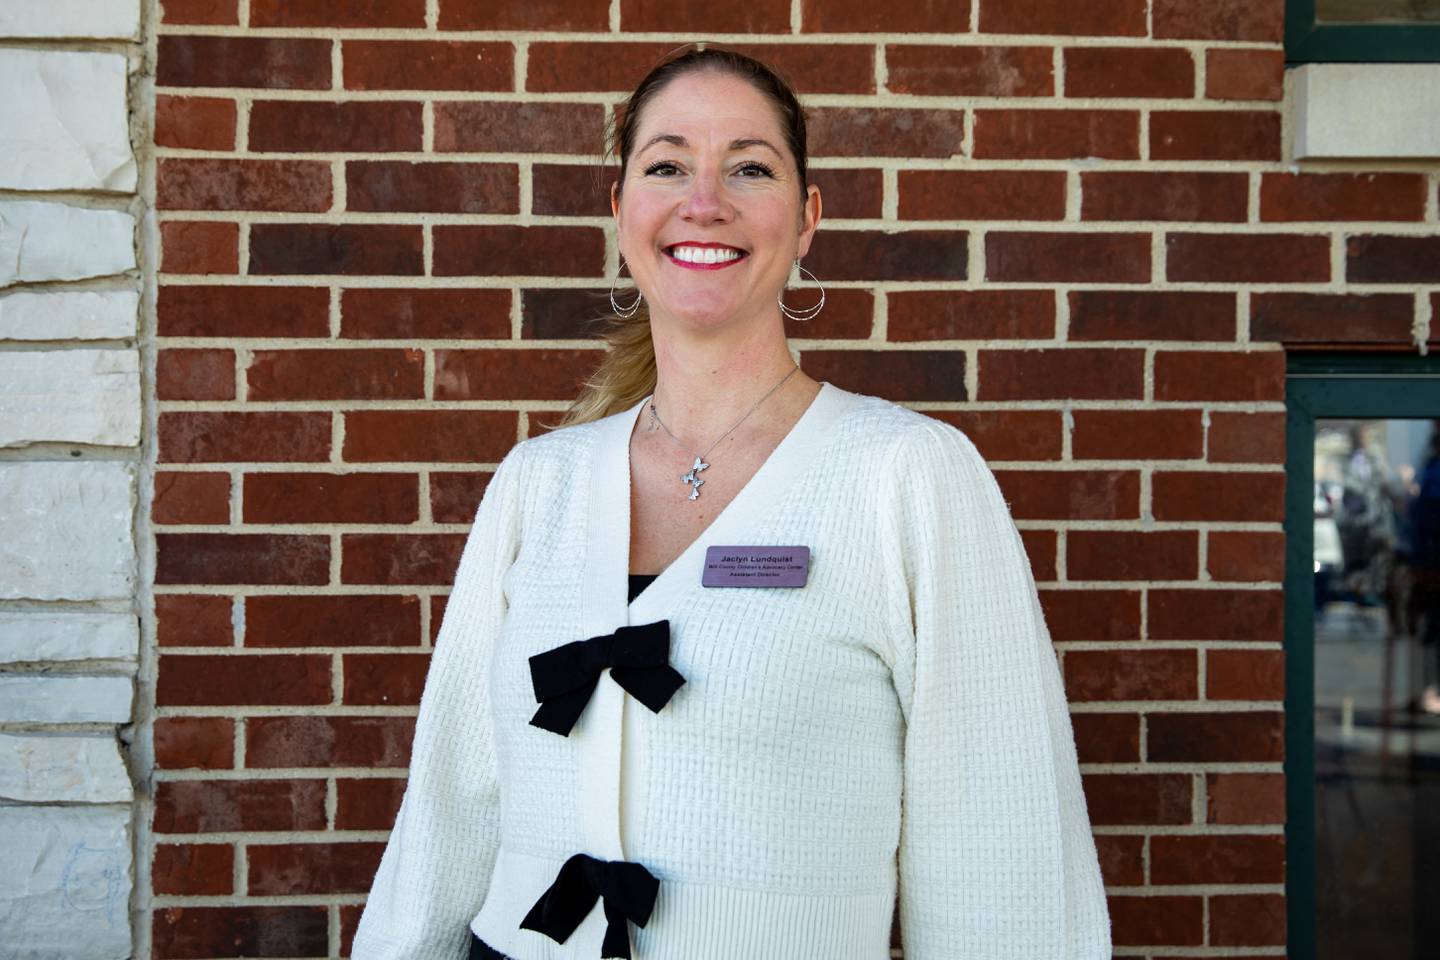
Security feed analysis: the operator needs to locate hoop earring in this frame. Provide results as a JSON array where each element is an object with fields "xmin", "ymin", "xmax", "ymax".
[
  {"xmin": 779, "ymin": 260, "xmax": 825, "ymax": 322},
  {"xmin": 609, "ymin": 257, "xmax": 643, "ymax": 318}
]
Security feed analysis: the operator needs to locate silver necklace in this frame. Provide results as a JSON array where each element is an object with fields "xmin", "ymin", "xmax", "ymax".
[{"xmin": 646, "ymin": 364, "xmax": 801, "ymax": 501}]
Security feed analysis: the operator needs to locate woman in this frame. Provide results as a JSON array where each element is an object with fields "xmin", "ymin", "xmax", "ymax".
[{"xmin": 354, "ymin": 47, "xmax": 1110, "ymax": 960}]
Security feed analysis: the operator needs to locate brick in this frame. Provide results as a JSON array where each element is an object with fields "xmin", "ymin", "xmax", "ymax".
[
  {"xmin": 246, "ymin": 594, "xmax": 422, "ymax": 648},
  {"xmin": 1206, "ymin": 48, "xmax": 1284, "ymax": 101},
  {"xmin": 160, "ymin": 0, "xmax": 237, "ymax": 25},
  {"xmin": 349, "ymin": 161, "xmax": 518, "ymax": 215},
  {"xmin": 520, "ymin": 287, "xmax": 616, "ymax": 339},
  {"xmin": 527, "ymin": 42, "xmax": 680, "ymax": 93},
  {"xmin": 436, "ymin": 101, "xmax": 606, "ymax": 155},
  {"xmin": 1064, "ymin": 47, "xmax": 1194, "ymax": 98},
  {"xmin": 244, "ymin": 472, "xmax": 419, "ymax": 524},
  {"xmin": 344, "ymin": 39, "xmax": 512, "ymax": 92},
  {"xmin": 1262, "ymin": 172, "xmax": 1427, "ymax": 222},
  {"xmin": 620, "ymin": 0, "xmax": 788, "ymax": 32},
  {"xmin": 1081, "ymin": 171, "xmax": 1247, "ymax": 222},
  {"xmin": 1155, "ymin": 350, "xmax": 1284, "ymax": 402},
  {"xmin": 1208, "ymin": 648, "xmax": 1284, "ymax": 700},
  {"xmin": 158, "ymin": 285, "xmax": 330, "ymax": 337},
  {"xmin": 153, "ymin": 778, "xmax": 327, "ymax": 832},
  {"xmin": 720, "ymin": 44, "xmax": 877, "ymax": 95},
  {"xmin": 532, "ymin": 163, "xmax": 611, "ymax": 217},
  {"xmin": 153, "ymin": 471, "xmax": 230, "ymax": 525},
  {"xmin": 1167, "ymin": 232, "xmax": 1329, "ymax": 283},
  {"xmin": 998, "ymin": 470, "xmax": 1140, "ymax": 521},
  {"xmin": 1068, "ymin": 530, "xmax": 1199, "ymax": 582},
  {"xmin": 1207, "ymin": 772, "xmax": 1285, "ymax": 824},
  {"xmin": 433, "ymin": 225, "xmax": 604, "ymax": 278},
  {"xmin": 439, "ymin": 0, "xmax": 608, "ymax": 30},
  {"xmin": 155, "ymin": 95, "xmax": 236, "ymax": 150},
  {"xmin": 431, "ymin": 471, "xmax": 491, "ymax": 524},
  {"xmin": 1019, "ymin": 528, "xmax": 1058, "ymax": 580},
  {"xmin": 980, "ymin": 0, "xmax": 1146, "ymax": 35},
  {"xmin": 161, "ymin": 221, "xmax": 239, "ymax": 275},
  {"xmin": 343, "ymin": 410, "xmax": 516, "ymax": 463},
  {"xmin": 336, "ymin": 778, "xmax": 406, "ymax": 829},
  {"xmin": 1151, "ymin": 110, "xmax": 1280, "ymax": 161},
  {"xmin": 1040, "ymin": 589, "xmax": 1141, "ymax": 642},
  {"xmin": 1071, "ymin": 712, "xmax": 1140, "ymax": 762},
  {"xmin": 158, "ymin": 653, "xmax": 331, "ymax": 705},
  {"xmin": 343, "ymin": 652, "xmax": 429, "ymax": 705},
  {"xmin": 1148, "ymin": 710, "xmax": 1282, "ymax": 762},
  {"xmin": 248, "ymin": 348, "xmax": 424, "ymax": 401},
  {"xmin": 341, "ymin": 906, "xmax": 364, "ymax": 958},
  {"xmin": 156, "ymin": 533, "xmax": 330, "ymax": 586},
  {"xmin": 798, "ymin": 350, "xmax": 965, "ymax": 401},
  {"xmin": 804, "ymin": 168, "xmax": 885, "ymax": 219},
  {"xmin": 1210, "ymin": 894, "xmax": 1286, "ymax": 946},
  {"xmin": 1073, "ymin": 409, "xmax": 1204, "ymax": 460},
  {"xmin": 1154, "ymin": 834, "xmax": 1284, "ymax": 885},
  {"xmin": 343, "ymin": 288, "xmax": 511, "ymax": 340},
  {"xmin": 157, "ymin": 348, "xmax": 233, "ymax": 401},
  {"xmin": 246, "ymin": 715, "xmax": 415, "ymax": 767},
  {"xmin": 1209, "ymin": 411, "xmax": 1285, "ymax": 464},
  {"xmin": 156, "ymin": 595, "xmax": 232, "ymax": 647},
  {"xmin": 1070, "ymin": 290, "xmax": 1236, "ymax": 341},
  {"xmin": 1065, "ymin": 648, "xmax": 1197, "ymax": 704},
  {"xmin": 804, "ymin": 230, "xmax": 967, "ymax": 281},
  {"xmin": 249, "ymin": 842, "xmax": 385, "ymax": 895},
  {"xmin": 803, "ymin": 0, "xmax": 970, "ymax": 31},
  {"xmin": 154, "ymin": 843, "xmax": 233, "ymax": 895},
  {"xmin": 154, "ymin": 717, "xmax": 234, "ymax": 769},
  {"xmin": 341, "ymin": 533, "xmax": 466, "ymax": 585},
  {"xmin": 1149, "ymin": 588, "xmax": 1283, "ymax": 641},
  {"xmin": 886, "ymin": 45, "xmax": 1053, "ymax": 97},
  {"xmin": 808, "ymin": 107, "xmax": 965, "ymax": 158},
  {"xmin": 899, "ymin": 170, "xmax": 1066, "ymax": 221},
  {"xmin": 1154, "ymin": 0, "xmax": 1284, "ymax": 41},
  {"xmin": 987, "ymin": 231, "xmax": 1150, "ymax": 283},
  {"xmin": 250, "ymin": 101, "xmax": 421, "ymax": 154},
  {"xmin": 251, "ymin": 224, "xmax": 423, "ymax": 277},
  {"xmin": 1095, "ymin": 835, "xmax": 1144, "ymax": 885},
  {"xmin": 153, "ymin": 906, "xmax": 327, "ymax": 960},
  {"xmin": 157, "ymin": 36, "xmax": 331, "ymax": 90},
  {"xmin": 157, "ymin": 158, "xmax": 331, "ymax": 211},
  {"xmin": 251, "ymin": 0, "xmax": 425, "ymax": 27},
  {"xmin": 926, "ymin": 410, "xmax": 1063, "ymax": 461},
  {"xmin": 1081, "ymin": 773, "xmax": 1192, "ymax": 825},
  {"xmin": 1347, "ymin": 235, "xmax": 1440, "ymax": 283},
  {"xmin": 435, "ymin": 348, "xmax": 601, "ymax": 401},
  {"xmin": 979, "ymin": 348, "xmax": 1144, "ymax": 400},
  {"xmin": 889, "ymin": 289, "xmax": 1054, "ymax": 341},
  {"xmin": 974, "ymin": 109, "xmax": 1139, "ymax": 159},
  {"xmin": 1108, "ymin": 894, "xmax": 1203, "ymax": 946},
  {"xmin": 159, "ymin": 411, "xmax": 331, "ymax": 463},
  {"xmin": 1252, "ymin": 292, "xmax": 1414, "ymax": 345},
  {"xmin": 1153, "ymin": 471, "xmax": 1285, "ymax": 522}
]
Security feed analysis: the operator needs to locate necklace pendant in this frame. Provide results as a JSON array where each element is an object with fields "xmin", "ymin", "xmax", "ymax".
[{"xmin": 680, "ymin": 456, "xmax": 709, "ymax": 500}]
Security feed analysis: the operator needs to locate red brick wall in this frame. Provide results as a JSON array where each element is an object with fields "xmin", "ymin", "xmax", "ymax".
[{"xmin": 147, "ymin": 0, "xmax": 1440, "ymax": 956}]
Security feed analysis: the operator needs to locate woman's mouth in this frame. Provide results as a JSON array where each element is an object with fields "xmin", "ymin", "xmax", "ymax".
[{"xmin": 664, "ymin": 244, "xmax": 747, "ymax": 271}]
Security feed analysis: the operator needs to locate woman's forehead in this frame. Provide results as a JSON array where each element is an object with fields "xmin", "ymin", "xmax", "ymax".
[{"xmin": 633, "ymin": 73, "xmax": 786, "ymax": 148}]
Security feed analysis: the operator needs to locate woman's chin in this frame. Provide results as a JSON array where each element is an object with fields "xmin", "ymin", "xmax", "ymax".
[{"xmin": 650, "ymin": 297, "xmax": 752, "ymax": 332}]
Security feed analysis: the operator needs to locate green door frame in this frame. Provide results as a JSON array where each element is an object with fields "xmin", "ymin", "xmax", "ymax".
[
  {"xmin": 1285, "ymin": 0, "xmax": 1440, "ymax": 63},
  {"xmin": 1285, "ymin": 352, "xmax": 1440, "ymax": 958}
]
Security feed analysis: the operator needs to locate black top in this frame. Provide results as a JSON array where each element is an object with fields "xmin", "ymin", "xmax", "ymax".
[{"xmin": 627, "ymin": 573, "xmax": 659, "ymax": 603}]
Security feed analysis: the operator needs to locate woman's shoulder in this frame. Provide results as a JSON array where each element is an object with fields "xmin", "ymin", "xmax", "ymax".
[{"xmin": 826, "ymin": 384, "xmax": 984, "ymax": 473}]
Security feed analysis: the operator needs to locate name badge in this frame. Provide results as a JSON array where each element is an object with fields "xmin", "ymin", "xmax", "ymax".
[{"xmin": 701, "ymin": 545, "xmax": 810, "ymax": 588}]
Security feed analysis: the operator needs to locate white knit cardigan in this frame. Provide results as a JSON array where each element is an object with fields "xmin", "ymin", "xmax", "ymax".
[{"xmin": 352, "ymin": 382, "xmax": 1111, "ymax": 960}]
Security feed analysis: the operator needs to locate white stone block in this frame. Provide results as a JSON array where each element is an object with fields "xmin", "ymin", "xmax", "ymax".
[
  {"xmin": 0, "ymin": 0, "xmax": 141, "ymax": 40},
  {"xmin": 0, "ymin": 461, "xmax": 135, "ymax": 601},
  {"xmin": 0, "ymin": 733, "xmax": 132, "ymax": 803},
  {"xmin": 1293, "ymin": 63, "xmax": 1440, "ymax": 159},
  {"xmin": 0, "ymin": 349, "xmax": 140, "ymax": 447},
  {"xmin": 0, "ymin": 202, "xmax": 135, "ymax": 288},
  {"xmin": 0, "ymin": 50, "xmax": 136, "ymax": 192},
  {"xmin": 0, "ymin": 611, "xmax": 138, "ymax": 663},
  {"xmin": 0, "ymin": 806, "xmax": 132, "ymax": 959},
  {"xmin": 0, "ymin": 675, "xmax": 133, "ymax": 724},
  {"xmin": 0, "ymin": 289, "xmax": 139, "ymax": 340}
]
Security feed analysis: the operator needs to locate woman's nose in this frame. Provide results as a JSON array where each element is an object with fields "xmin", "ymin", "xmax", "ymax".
[{"xmin": 678, "ymin": 169, "xmax": 731, "ymax": 223}]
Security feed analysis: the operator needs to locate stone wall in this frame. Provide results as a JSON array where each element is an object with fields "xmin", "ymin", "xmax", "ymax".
[{"xmin": 0, "ymin": 1, "xmax": 144, "ymax": 957}]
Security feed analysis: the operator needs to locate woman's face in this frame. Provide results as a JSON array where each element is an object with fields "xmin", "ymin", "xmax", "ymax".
[{"xmin": 612, "ymin": 70, "xmax": 821, "ymax": 335}]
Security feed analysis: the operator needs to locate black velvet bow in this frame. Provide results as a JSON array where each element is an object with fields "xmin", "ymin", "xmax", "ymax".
[
  {"xmin": 527, "ymin": 620, "xmax": 685, "ymax": 736},
  {"xmin": 519, "ymin": 853, "xmax": 659, "ymax": 959}
]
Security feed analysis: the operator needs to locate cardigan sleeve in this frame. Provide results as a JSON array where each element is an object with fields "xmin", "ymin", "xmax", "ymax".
[
  {"xmin": 352, "ymin": 446, "xmax": 525, "ymax": 960},
  {"xmin": 884, "ymin": 419, "xmax": 1110, "ymax": 960}
]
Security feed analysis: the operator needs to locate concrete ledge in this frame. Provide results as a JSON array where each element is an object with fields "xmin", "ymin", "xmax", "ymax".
[{"xmin": 1293, "ymin": 63, "xmax": 1440, "ymax": 159}]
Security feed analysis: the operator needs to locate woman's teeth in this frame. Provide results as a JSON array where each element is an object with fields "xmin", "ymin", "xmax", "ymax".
[{"xmin": 669, "ymin": 246, "xmax": 742, "ymax": 264}]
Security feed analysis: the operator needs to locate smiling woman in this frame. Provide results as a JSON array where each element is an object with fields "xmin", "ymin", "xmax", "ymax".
[{"xmin": 351, "ymin": 46, "xmax": 1112, "ymax": 960}]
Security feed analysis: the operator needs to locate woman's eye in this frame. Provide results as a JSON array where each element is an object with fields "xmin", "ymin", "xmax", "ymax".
[
  {"xmin": 737, "ymin": 162, "xmax": 775, "ymax": 178},
  {"xmin": 644, "ymin": 162, "xmax": 680, "ymax": 177}
]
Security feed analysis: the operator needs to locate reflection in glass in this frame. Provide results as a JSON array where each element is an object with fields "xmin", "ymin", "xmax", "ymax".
[
  {"xmin": 1313, "ymin": 419, "xmax": 1440, "ymax": 958},
  {"xmin": 1317, "ymin": 0, "xmax": 1440, "ymax": 23}
]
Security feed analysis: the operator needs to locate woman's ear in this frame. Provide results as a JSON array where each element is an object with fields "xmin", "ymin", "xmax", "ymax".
[{"xmin": 795, "ymin": 183, "xmax": 822, "ymax": 260}]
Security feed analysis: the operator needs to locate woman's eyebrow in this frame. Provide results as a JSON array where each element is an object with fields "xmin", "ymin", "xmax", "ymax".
[{"xmin": 637, "ymin": 134, "xmax": 783, "ymax": 158}]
